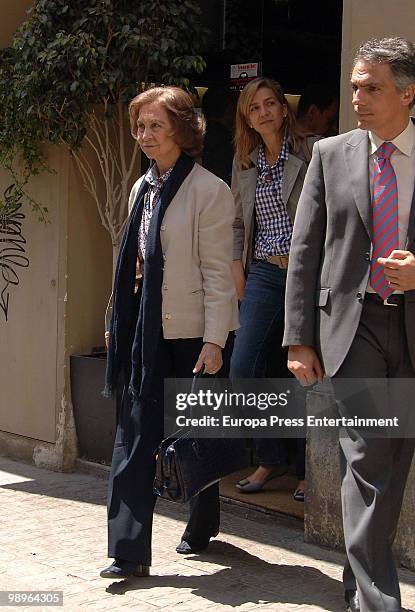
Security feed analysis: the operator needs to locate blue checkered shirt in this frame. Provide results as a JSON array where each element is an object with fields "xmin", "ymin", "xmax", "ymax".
[
  {"xmin": 254, "ymin": 141, "xmax": 293, "ymax": 259},
  {"xmin": 138, "ymin": 164, "xmax": 173, "ymax": 259}
]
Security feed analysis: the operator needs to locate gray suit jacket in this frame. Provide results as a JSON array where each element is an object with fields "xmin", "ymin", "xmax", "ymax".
[
  {"xmin": 232, "ymin": 147, "xmax": 308, "ymax": 269},
  {"xmin": 283, "ymin": 128, "xmax": 415, "ymax": 377}
]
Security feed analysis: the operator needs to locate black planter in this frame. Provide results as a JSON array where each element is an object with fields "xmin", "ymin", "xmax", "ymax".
[{"xmin": 70, "ymin": 353, "xmax": 116, "ymax": 464}]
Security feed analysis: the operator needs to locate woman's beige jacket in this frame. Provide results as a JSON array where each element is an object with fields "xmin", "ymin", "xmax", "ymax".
[{"xmin": 128, "ymin": 163, "xmax": 239, "ymax": 348}]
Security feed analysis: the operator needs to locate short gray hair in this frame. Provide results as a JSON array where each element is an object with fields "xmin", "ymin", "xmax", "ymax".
[{"xmin": 354, "ymin": 37, "xmax": 415, "ymax": 94}]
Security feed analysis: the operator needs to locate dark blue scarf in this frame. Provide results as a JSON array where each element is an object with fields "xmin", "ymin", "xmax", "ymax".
[{"xmin": 104, "ymin": 153, "xmax": 195, "ymax": 399}]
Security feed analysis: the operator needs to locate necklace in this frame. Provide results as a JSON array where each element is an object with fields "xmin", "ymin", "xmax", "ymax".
[{"xmin": 265, "ymin": 150, "xmax": 280, "ymax": 166}]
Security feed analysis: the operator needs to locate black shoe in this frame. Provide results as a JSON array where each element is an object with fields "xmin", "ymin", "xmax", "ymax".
[
  {"xmin": 176, "ymin": 531, "xmax": 219, "ymax": 554},
  {"xmin": 345, "ymin": 589, "xmax": 360, "ymax": 612},
  {"xmin": 176, "ymin": 539, "xmax": 210, "ymax": 554},
  {"xmin": 293, "ymin": 487, "xmax": 305, "ymax": 502},
  {"xmin": 100, "ymin": 559, "xmax": 150, "ymax": 579}
]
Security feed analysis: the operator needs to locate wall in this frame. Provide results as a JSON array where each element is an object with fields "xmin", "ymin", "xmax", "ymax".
[
  {"xmin": 0, "ymin": 150, "xmax": 66, "ymax": 443},
  {"xmin": 0, "ymin": 0, "xmax": 32, "ymax": 47},
  {"xmin": 0, "ymin": 1, "xmax": 116, "ymax": 469},
  {"xmin": 339, "ymin": 0, "xmax": 415, "ymax": 132},
  {"xmin": 66, "ymin": 158, "xmax": 114, "ymax": 357},
  {"xmin": 0, "ymin": 143, "xmax": 114, "ymax": 470}
]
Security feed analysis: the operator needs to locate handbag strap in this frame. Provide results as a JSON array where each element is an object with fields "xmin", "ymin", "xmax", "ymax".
[
  {"xmin": 161, "ymin": 366, "xmax": 206, "ymax": 443},
  {"xmin": 191, "ymin": 365, "xmax": 205, "ymax": 392}
]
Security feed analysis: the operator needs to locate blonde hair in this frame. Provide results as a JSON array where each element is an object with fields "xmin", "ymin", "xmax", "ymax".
[
  {"xmin": 234, "ymin": 78, "xmax": 303, "ymax": 169},
  {"xmin": 129, "ymin": 86, "xmax": 205, "ymax": 158}
]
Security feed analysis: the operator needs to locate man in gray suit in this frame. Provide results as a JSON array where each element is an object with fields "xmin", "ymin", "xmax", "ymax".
[{"xmin": 283, "ymin": 37, "xmax": 415, "ymax": 612}]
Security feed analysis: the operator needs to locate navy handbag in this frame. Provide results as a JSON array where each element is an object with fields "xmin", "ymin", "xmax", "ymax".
[{"xmin": 153, "ymin": 372, "xmax": 248, "ymax": 503}]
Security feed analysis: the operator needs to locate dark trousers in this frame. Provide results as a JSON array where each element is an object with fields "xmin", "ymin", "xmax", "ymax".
[
  {"xmin": 334, "ymin": 295, "xmax": 415, "ymax": 612},
  {"xmin": 107, "ymin": 337, "xmax": 220, "ymax": 565}
]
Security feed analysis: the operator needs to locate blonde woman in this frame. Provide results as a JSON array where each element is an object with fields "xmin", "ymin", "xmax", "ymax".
[{"xmin": 230, "ymin": 78, "xmax": 310, "ymax": 500}]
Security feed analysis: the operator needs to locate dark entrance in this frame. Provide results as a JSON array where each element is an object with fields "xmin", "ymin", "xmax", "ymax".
[
  {"xmin": 196, "ymin": 0, "xmax": 343, "ymax": 519},
  {"xmin": 199, "ymin": 0, "xmax": 343, "ymax": 95}
]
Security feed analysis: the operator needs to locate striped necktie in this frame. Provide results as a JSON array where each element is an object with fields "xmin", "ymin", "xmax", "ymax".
[{"xmin": 370, "ymin": 141, "xmax": 398, "ymax": 299}]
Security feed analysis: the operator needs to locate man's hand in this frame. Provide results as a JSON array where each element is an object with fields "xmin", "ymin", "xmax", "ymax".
[
  {"xmin": 105, "ymin": 331, "xmax": 110, "ymax": 350},
  {"xmin": 378, "ymin": 250, "xmax": 415, "ymax": 291},
  {"xmin": 232, "ymin": 260, "xmax": 246, "ymax": 301},
  {"xmin": 193, "ymin": 342, "xmax": 223, "ymax": 375},
  {"xmin": 288, "ymin": 345, "xmax": 324, "ymax": 386}
]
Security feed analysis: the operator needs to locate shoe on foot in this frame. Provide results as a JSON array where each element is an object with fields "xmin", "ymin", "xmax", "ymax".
[
  {"xmin": 100, "ymin": 559, "xmax": 150, "ymax": 579},
  {"xmin": 176, "ymin": 539, "xmax": 209, "ymax": 554},
  {"xmin": 293, "ymin": 479, "xmax": 306, "ymax": 502},
  {"xmin": 176, "ymin": 530, "xmax": 219, "ymax": 554},
  {"xmin": 236, "ymin": 463, "xmax": 288, "ymax": 493},
  {"xmin": 293, "ymin": 488, "xmax": 305, "ymax": 502}
]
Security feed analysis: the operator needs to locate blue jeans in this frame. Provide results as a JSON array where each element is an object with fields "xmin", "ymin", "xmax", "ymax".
[
  {"xmin": 231, "ymin": 260, "xmax": 287, "ymax": 377},
  {"xmin": 230, "ymin": 260, "xmax": 288, "ymax": 466}
]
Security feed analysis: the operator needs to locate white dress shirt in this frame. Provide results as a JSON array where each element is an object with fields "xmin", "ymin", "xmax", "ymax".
[{"xmin": 367, "ymin": 119, "xmax": 415, "ymax": 293}]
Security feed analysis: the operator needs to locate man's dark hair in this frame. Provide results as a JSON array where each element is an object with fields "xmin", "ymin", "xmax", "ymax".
[
  {"xmin": 354, "ymin": 37, "xmax": 415, "ymax": 94},
  {"xmin": 297, "ymin": 84, "xmax": 338, "ymax": 118}
]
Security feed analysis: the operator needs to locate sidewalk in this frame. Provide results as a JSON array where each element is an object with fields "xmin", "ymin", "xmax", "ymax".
[{"xmin": 0, "ymin": 457, "xmax": 414, "ymax": 612}]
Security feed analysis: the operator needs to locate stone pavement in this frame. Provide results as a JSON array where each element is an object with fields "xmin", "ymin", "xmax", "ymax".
[{"xmin": 0, "ymin": 457, "xmax": 414, "ymax": 612}]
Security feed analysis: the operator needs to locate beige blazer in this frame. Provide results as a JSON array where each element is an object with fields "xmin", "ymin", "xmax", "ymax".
[
  {"xmin": 232, "ymin": 146, "xmax": 309, "ymax": 270},
  {"xmin": 128, "ymin": 163, "xmax": 239, "ymax": 348}
]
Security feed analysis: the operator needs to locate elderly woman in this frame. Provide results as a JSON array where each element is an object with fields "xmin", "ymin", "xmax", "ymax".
[
  {"xmin": 230, "ymin": 77, "xmax": 310, "ymax": 501},
  {"xmin": 101, "ymin": 86, "xmax": 238, "ymax": 579}
]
